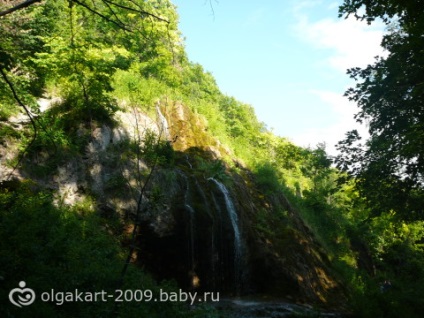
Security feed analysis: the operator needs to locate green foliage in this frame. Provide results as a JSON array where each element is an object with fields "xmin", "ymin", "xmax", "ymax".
[
  {"xmin": 218, "ymin": 95, "xmax": 264, "ymax": 140},
  {"xmin": 0, "ymin": 182, "xmax": 211, "ymax": 317},
  {"xmin": 338, "ymin": 0, "xmax": 423, "ymax": 26},
  {"xmin": 32, "ymin": 35, "xmax": 124, "ymax": 124},
  {"xmin": 181, "ymin": 63, "xmax": 220, "ymax": 102},
  {"xmin": 104, "ymin": 174, "xmax": 128, "ymax": 192},
  {"xmin": 113, "ymin": 67, "xmax": 173, "ymax": 113},
  {"xmin": 254, "ymin": 163, "xmax": 281, "ymax": 195},
  {"xmin": 336, "ymin": 0, "xmax": 424, "ymax": 219},
  {"xmin": 0, "ymin": 99, "xmax": 19, "ymax": 121},
  {"xmin": 332, "ymin": 3, "xmax": 424, "ymax": 313},
  {"xmin": 2, "ymin": 0, "xmax": 423, "ymax": 316},
  {"xmin": 0, "ymin": 1, "xmax": 60, "ymax": 97},
  {"xmin": 195, "ymin": 156, "xmax": 229, "ymax": 182},
  {"xmin": 0, "ymin": 123, "xmax": 20, "ymax": 141},
  {"xmin": 137, "ymin": 130, "xmax": 175, "ymax": 167},
  {"xmin": 253, "ymin": 206, "xmax": 291, "ymax": 242},
  {"xmin": 0, "ymin": 184, "xmax": 118, "ymax": 316},
  {"xmin": 31, "ymin": 113, "xmax": 74, "ymax": 153}
]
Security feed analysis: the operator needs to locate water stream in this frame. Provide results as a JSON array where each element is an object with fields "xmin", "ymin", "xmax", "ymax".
[
  {"xmin": 213, "ymin": 297, "xmax": 343, "ymax": 318},
  {"xmin": 209, "ymin": 178, "xmax": 243, "ymax": 293},
  {"xmin": 185, "ymin": 203, "xmax": 195, "ymax": 271},
  {"xmin": 178, "ymin": 171, "xmax": 196, "ymax": 273},
  {"xmin": 156, "ymin": 104, "xmax": 169, "ymax": 140}
]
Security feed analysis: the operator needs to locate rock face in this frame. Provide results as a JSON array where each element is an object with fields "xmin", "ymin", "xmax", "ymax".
[
  {"xmin": 137, "ymin": 169, "xmax": 248, "ymax": 295},
  {"xmin": 133, "ymin": 159, "xmax": 346, "ymax": 308},
  {"xmin": 0, "ymin": 99, "xmax": 347, "ymax": 309},
  {"xmin": 124, "ymin": 101, "xmax": 347, "ymax": 308}
]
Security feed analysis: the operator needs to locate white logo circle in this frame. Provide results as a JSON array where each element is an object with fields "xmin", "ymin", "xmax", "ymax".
[{"xmin": 9, "ymin": 281, "xmax": 36, "ymax": 308}]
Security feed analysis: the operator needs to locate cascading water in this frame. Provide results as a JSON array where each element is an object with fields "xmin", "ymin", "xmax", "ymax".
[
  {"xmin": 185, "ymin": 203, "xmax": 195, "ymax": 271},
  {"xmin": 178, "ymin": 171, "xmax": 196, "ymax": 273},
  {"xmin": 209, "ymin": 178, "xmax": 243, "ymax": 294},
  {"xmin": 156, "ymin": 103, "xmax": 169, "ymax": 140},
  {"xmin": 193, "ymin": 179, "xmax": 218, "ymax": 289},
  {"xmin": 185, "ymin": 155, "xmax": 193, "ymax": 169}
]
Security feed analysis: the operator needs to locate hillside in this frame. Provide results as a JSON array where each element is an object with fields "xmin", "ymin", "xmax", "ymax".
[{"xmin": 1, "ymin": 1, "xmax": 424, "ymax": 317}]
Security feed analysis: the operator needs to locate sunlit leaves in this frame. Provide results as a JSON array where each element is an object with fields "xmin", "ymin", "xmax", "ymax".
[{"xmin": 337, "ymin": 0, "xmax": 424, "ymax": 219}]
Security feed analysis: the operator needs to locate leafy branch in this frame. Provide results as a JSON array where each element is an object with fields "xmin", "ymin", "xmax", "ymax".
[
  {"xmin": 0, "ymin": 67, "xmax": 37, "ymax": 178},
  {"xmin": 0, "ymin": 0, "xmax": 43, "ymax": 17},
  {"xmin": 0, "ymin": 0, "xmax": 169, "ymax": 26},
  {"xmin": 119, "ymin": 113, "xmax": 160, "ymax": 284}
]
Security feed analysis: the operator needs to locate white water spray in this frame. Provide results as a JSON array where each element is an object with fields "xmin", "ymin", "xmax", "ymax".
[
  {"xmin": 209, "ymin": 178, "xmax": 242, "ymax": 292},
  {"xmin": 156, "ymin": 103, "xmax": 169, "ymax": 140}
]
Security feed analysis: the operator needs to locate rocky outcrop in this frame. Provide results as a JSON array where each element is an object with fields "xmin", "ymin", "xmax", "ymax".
[{"xmin": 0, "ymin": 98, "xmax": 348, "ymax": 310}]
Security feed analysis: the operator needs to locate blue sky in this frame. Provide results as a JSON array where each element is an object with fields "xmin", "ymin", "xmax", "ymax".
[{"xmin": 172, "ymin": 0, "xmax": 385, "ymax": 155}]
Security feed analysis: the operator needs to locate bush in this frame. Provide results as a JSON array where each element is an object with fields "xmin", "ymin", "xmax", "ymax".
[
  {"xmin": 254, "ymin": 163, "xmax": 281, "ymax": 195},
  {"xmin": 0, "ymin": 182, "xmax": 211, "ymax": 317}
]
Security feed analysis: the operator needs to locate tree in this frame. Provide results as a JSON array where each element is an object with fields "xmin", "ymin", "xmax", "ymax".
[
  {"xmin": 338, "ymin": 0, "xmax": 424, "ymax": 24},
  {"xmin": 336, "ymin": 0, "xmax": 424, "ymax": 219},
  {"xmin": 0, "ymin": 0, "xmax": 178, "ymax": 174},
  {"xmin": 0, "ymin": 0, "xmax": 167, "ymax": 22}
]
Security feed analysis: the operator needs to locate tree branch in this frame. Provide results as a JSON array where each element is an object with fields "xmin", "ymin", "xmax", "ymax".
[
  {"xmin": 0, "ymin": 0, "xmax": 169, "ymax": 29},
  {"xmin": 102, "ymin": 0, "xmax": 169, "ymax": 23},
  {"xmin": 101, "ymin": 0, "xmax": 128, "ymax": 32},
  {"xmin": 70, "ymin": 0, "xmax": 132, "ymax": 32},
  {"xmin": 0, "ymin": 0, "xmax": 42, "ymax": 17},
  {"xmin": 0, "ymin": 67, "xmax": 37, "ymax": 179}
]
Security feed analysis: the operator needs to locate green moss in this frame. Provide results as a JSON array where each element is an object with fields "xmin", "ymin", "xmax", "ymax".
[{"xmin": 0, "ymin": 123, "xmax": 21, "ymax": 142}]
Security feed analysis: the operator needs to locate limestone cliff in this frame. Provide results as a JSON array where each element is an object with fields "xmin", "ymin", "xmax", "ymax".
[{"xmin": 0, "ymin": 98, "xmax": 348, "ymax": 310}]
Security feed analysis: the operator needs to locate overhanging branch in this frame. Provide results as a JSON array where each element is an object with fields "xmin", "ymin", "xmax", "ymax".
[
  {"xmin": 0, "ymin": 67, "xmax": 37, "ymax": 179},
  {"xmin": 102, "ymin": 0, "xmax": 169, "ymax": 23},
  {"xmin": 71, "ymin": 0, "xmax": 131, "ymax": 32},
  {"xmin": 0, "ymin": 0, "xmax": 169, "ymax": 26},
  {"xmin": 0, "ymin": 0, "xmax": 43, "ymax": 17}
]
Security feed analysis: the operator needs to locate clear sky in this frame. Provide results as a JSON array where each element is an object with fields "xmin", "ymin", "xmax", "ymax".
[{"xmin": 172, "ymin": 0, "xmax": 386, "ymax": 155}]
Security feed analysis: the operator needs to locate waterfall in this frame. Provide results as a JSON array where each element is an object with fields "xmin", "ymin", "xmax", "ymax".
[
  {"xmin": 185, "ymin": 155, "xmax": 193, "ymax": 169},
  {"xmin": 156, "ymin": 103, "xmax": 169, "ymax": 140},
  {"xmin": 209, "ymin": 178, "xmax": 242, "ymax": 293},
  {"xmin": 185, "ymin": 203, "xmax": 195, "ymax": 271},
  {"xmin": 178, "ymin": 171, "xmax": 196, "ymax": 272}
]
